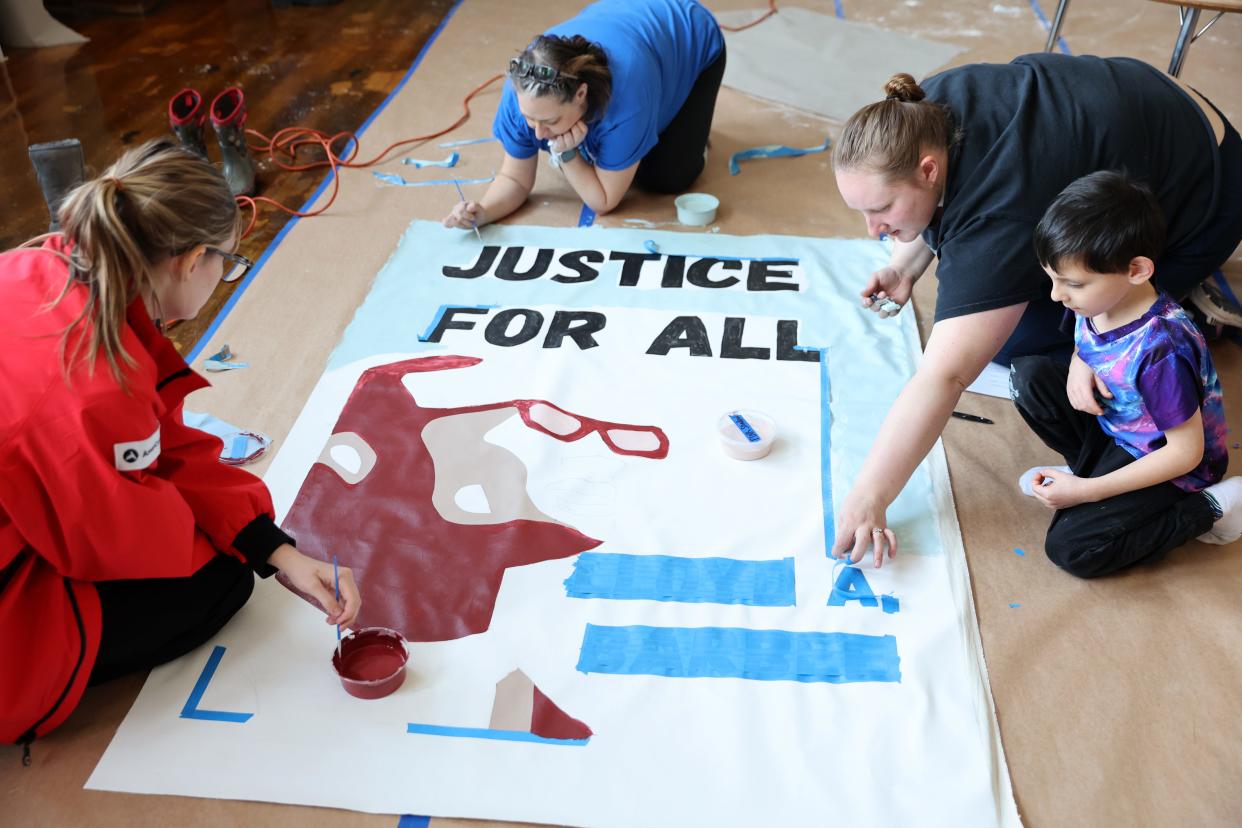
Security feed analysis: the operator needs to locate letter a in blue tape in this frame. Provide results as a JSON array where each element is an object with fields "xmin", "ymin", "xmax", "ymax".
[
  {"xmin": 828, "ymin": 564, "xmax": 879, "ymax": 608},
  {"xmin": 180, "ymin": 645, "xmax": 254, "ymax": 723}
]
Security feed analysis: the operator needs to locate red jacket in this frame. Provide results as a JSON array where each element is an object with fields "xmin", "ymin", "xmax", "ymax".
[{"xmin": 0, "ymin": 238, "xmax": 281, "ymax": 745}]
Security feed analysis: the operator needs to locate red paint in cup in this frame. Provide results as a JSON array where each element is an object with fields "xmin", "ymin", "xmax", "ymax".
[{"xmin": 331, "ymin": 627, "xmax": 409, "ymax": 699}]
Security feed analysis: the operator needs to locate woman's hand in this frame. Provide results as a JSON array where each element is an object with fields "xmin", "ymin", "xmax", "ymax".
[
  {"xmin": 860, "ymin": 266, "xmax": 916, "ymax": 319},
  {"xmin": 269, "ymin": 544, "xmax": 361, "ymax": 628},
  {"xmin": 548, "ymin": 119, "xmax": 588, "ymax": 155},
  {"xmin": 831, "ymin": 493, "xmax": 898, "ymax": 568},
  {"xmin": 443, "ymin": 200, "xmax": 486, "ymax": 230},
  {"xmin": 1031, "ymin": 468, "xmax": 1095, "ymax": 510},
  {"xmin": 1066, "ymin": 353, "xmax": 1111, "ymax": 415}
]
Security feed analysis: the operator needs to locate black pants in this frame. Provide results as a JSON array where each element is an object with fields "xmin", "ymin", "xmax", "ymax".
[
  {"xmin": 89, "ymin": 555, "xmax": 254, "ymax": 686},
  {"xmin": 1010, "ymin": 356, "xmax": 1216, "ymax": 578},
  {"xmin": 634, "ymin": 45, "xmax": 726, "ymax": 194},
  {"xmin": 993, "ymin": 103, "xmax": 1242, "ymax": 367}
]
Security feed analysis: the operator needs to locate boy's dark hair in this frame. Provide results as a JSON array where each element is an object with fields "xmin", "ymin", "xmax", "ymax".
[{"xmin": 1033, "ymin": 170, "xmax": 1166, "ymax": 274}]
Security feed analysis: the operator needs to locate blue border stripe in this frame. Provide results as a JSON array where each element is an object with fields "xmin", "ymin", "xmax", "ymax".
[
  {"xmin": 1028, "ymin": 0, "xmax": 1072, "ymax": 55},
  {"xmin": 564, "ymin": 553, "xmax": 796, "ymax": 606},
  {"xmin": 187, "ymin": 0, "xmax": 470, "ymax": 362},
  {"xmin": 577, "ymin": 624, "xmax": 901, "ymax": 683},
  {"xmin": 406, "ymin": 723, "xmax": 590, "ymax": 746},
  {"xmin": 819, "ymin": 349, "xmax": 833, "ymax": 556},
  {"xmin": 179, "ymin": 645, "xmax": 254, "ymax": 723}
]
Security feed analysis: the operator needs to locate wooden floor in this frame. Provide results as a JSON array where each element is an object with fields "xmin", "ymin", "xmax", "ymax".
[{"xmin": 0, "ymin": 0, "xmax": 454, "ymax": 352}]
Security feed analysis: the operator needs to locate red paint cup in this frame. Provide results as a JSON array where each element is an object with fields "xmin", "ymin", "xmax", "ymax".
[{"xmin": 331, "ymin": 627, "xmax": 409, "ymax": 699}]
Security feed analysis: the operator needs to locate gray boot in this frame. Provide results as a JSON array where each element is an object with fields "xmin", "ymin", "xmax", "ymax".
[
  {"xmin": 169, "ymin": 88, "xmax": 209, "ymax": 158},
  {"xmin": 28, "ymin": 139, "xmax": 86, "ymax": 232},
  {"xmin": 210, "ymin": 87, "xmax": 256, "ymax": 197}
]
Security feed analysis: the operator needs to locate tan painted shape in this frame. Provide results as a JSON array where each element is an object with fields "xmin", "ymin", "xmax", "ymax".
[{"xmin": 488, "ymin": 669, "xmax": 535, "ymax": 732}]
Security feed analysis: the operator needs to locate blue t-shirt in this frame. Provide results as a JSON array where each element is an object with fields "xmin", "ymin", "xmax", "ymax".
[
  {"xmin": 493, "ymin": 0, "xmax": 723, "ymax": 171},
  {"xmin": 1075, "ymin": 293, "xmax": 1227, "ymax": 492}
]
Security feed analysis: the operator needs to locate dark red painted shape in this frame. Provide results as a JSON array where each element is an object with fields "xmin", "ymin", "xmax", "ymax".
[{"xmin": 531, "ymin": 684, "xmax": 594, "ymax": 740}]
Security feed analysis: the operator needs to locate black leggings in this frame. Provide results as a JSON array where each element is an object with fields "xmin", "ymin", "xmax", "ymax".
[
  {"xmin": 1010, "ymin": 356, "xmax": 1216, "ymax": 578},
  {"xmin": 89, "ymin": 554, "xmax": 254, "ymax": 685},
  {"xmin": 634, "ymin": 44, "xmax": 726, "ymax": 194}
]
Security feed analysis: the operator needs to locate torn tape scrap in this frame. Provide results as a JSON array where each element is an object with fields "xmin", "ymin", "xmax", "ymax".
[{"xmin": 728, "ymin": 137, "xmax": 832, "ymax": 176}]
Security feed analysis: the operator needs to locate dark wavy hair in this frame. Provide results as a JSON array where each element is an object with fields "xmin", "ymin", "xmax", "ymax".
[{"xmin": 510, "ymin": 34, "xmax": 611, "ymax": 121}]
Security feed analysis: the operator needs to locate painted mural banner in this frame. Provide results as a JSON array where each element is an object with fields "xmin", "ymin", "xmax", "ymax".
[{"xmin": 88, "ymin": 221, "xmax": 1019, "ymax": 827}]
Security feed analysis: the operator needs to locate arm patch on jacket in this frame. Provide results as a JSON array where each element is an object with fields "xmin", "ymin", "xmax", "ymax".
[{"xmin": 113, "ymin": 426, "xmax": 161, "ymax": 471}]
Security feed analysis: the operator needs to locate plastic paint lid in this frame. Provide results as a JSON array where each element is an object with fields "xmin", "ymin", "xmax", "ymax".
[
  {"xmin": 717, "ymin": 409, "xmax": 776, "ymax": 460},
  {"xmin": 332, "ymin": 627, "xmax": 409, "ymax": 700},
  {"xmin": 675, "ymin": 192, "xmax": 719, "ymax": 226}
]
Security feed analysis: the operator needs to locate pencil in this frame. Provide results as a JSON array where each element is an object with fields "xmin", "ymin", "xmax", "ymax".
[{"xmin": 951, "ymin": 411, "xmax": 994, "ymax": 425}]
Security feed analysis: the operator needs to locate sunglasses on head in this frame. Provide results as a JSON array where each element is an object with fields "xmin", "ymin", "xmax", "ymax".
[{"xmin": 509, "ymin": 58, "xmax": 578, "ymax": 86}]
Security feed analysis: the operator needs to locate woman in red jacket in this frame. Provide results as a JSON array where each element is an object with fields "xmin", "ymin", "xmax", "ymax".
[{"xmin": 0, "ymin": 139, "xmax": 360, "ymax": 757}]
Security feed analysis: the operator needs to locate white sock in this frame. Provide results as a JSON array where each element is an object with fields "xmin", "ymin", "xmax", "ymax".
[
  {"xmin": 1018, "ymin": 465, "xmax": 1071, "ymax": 496},
  {"xmin": 1197, "ymin": 477, "xmax": 1242, "ymax": 545}
]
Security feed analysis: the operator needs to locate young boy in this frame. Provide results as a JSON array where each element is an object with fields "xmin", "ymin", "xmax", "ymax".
[{"xmin": 1010, "ymin": 170, "xmax": 1242, "ymax": 578}]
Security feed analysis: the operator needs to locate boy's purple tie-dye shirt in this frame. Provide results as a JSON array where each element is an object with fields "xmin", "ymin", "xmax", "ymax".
[{"xmin": 1075, "ymin": 294, "xmax": 1227, "ymax": 492}]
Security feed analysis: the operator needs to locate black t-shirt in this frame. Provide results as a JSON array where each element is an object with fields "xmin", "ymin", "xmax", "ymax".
[{"xmin": 921, "ymin": 53, "xmax": 1221, "ymax": 321}]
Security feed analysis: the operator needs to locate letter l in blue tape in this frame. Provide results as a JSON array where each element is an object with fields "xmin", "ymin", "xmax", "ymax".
[{"xmin": 180, "ymin": 645, "xmax": 254, "ymax": 723}]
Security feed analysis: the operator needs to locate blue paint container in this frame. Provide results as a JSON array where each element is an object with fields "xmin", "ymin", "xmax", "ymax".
[{"xmin": 718, "ymin": 409, "xmax": 776, "ymax": 460}]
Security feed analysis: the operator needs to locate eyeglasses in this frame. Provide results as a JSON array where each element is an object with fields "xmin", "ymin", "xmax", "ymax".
[
  {"xmin": 509, "ymin": 58, "xmax": 578, "ymax": 86},
  {"xmin": 207, "ymin": 247, "xmax": 254, "ymax": 283},
  {"xmin": 471, "ymin": 398, "xmax": 669, "ymax": 459}
]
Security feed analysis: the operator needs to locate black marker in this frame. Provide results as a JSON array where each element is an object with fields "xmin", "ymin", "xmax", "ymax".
[{"xmin": 950, "ymin": 411, "xmax": 994, "ymax": 425}]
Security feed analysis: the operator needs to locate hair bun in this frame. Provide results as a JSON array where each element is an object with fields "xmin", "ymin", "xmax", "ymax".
[{"xmin": 883, "ymin": 73, "xmax": 925, "ymax": 103}]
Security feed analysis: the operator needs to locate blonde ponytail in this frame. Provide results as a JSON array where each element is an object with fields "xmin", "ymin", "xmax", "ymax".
[
  {"xmin": 38, "ymin": 139, "xmax": 238, "ymax": 384},
  {"xmin": 833, "ymin": 73, "xmax": 958, "ymax": 180}
]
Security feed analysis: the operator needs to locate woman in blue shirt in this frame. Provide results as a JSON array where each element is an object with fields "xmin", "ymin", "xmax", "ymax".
[{"xmin": 443, "ymin": 0, "xmax": 724, "ymax": 228}]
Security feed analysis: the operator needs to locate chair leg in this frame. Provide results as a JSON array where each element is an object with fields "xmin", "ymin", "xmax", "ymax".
[{"xmin": 1168, "ymin": 6, "xmax": 1200, "ymax": 77}]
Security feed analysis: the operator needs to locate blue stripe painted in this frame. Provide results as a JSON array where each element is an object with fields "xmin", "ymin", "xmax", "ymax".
[
  {"xmin": 819, "ymin": 349, "xmax": 833, "ymax": 556},
  {"xmin": 418, "ymin": 303, "xmax": 497, "ymax": 342},
  {"xmin": 406, "ymin": 723, "xmax": 590, "ymax": 746},
  {"xmin": 577, "ymin": 624, "xmax": 901, "ymax": 683},
  {"xmin": 186, "ymin": 0, "xmax": 470, "ymax": 363},
  {"xmin": 397, "ymin": 815, "xmax": 431, "ymax": 828},
  {"xmin": 179, "ymin": 645, "xmax": 254, "ymax": 723},
  {"xmin": 1028, "ymin": 0, "xmax": 1071, "ymax": 55},
  {"xmin": 577, "ymin": 203, "xmax": 596, "ymax": 227},
  {"xmin": 564, "ymin": 553, "xmax": 796, "ymax": 606}
]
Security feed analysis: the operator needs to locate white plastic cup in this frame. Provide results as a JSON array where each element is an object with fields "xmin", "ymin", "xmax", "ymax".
[
  {"xmin": 718, "ymin": 409, "xmax": 776, "ymax": 461},
  {"xmin": 675, "ymin": 193, "xmax": 720, "ymax": 226}
]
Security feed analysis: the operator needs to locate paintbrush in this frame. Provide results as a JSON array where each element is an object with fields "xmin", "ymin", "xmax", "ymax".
[
  {"xmin": 333, "ymin": 554, "xmax": 342, "ymax": 659},
  {"xmin": 453, "ymin": 179, "xmax": 483, "ymax": 242}
]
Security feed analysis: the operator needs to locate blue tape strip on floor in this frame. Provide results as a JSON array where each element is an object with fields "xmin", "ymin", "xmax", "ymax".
[
  {"xmin": 179, "ymin": 645, "xmax": 254, "ymax": 723},
  {"xmin": 728, "ymin": 137, "xmax": 831, "ymax": 176},
  {"xmin": 187, "ymin": 0, "xmax": 470, "ymax": 362},
  {"xmin": 577, "ymin": 203, "xmax": 596, "ymax": 227},
  {"xmin": 406, "ymin": 723, "xmax": 590, "ymax": 746},
  {"xmin": 396, "ymin": 815, "xmax": 431, "ymax": 828},
  {"xmin": 577, "ymin": 624, "xmax": 901, "ymax": 683},
  {"xmin": 374, "ymin": 172, "xmax": 495, "ymax": 187},
  {"xmin": 564, "ymin": 553, "xmax": 796, "ymax": 606},
  {"xmin": 834, "ymin": 0, "xmax": 845, "ymax": 19}
]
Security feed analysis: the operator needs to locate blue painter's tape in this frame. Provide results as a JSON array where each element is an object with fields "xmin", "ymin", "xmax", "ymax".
[
  {"xmin": 834, "ymin": 0, "xmax": 845, "ymax": 19},
  {"xmin": 185, "ymin": 0, "xmax": 469, "ymax": 364},
  {"xmin": 374, "ymin": 172, "xmax": 496, "ymax": 188},
  {"xmin": 564, "ymin": 553, "xmax": 795, "ymax": 606},
  {"xmin": 1009, "ymin": 603, "xmax": 1021, "ymax": 609},
  {"xmin": 438, "ymin": 136, "xmax": 498, "ymax": 148},
  {"xmin": 1013, "ymin": 548, "xmax": 1026, "ymax": 557},
  {"xmin": 728, "ymin": 413, "xmax": 762, "ymax": 443},
  {"xmin": 397, "ymin": 816, "xmax": 431, "ymax": 828},
  {"xmin": 577, "ymin": 203, "xmax": 596, "ymax": 227},
  {"xmin": 577, "ymin": 624, "xmax": 901, "ymax": 683},
  {"xmin": 828, "ymin": 564, "xmax": 878, "ymax": 608},
  {"xmin": 819, "ymin": 349, "xmax": 834, "ymax": 557},
  {"xmin": 406, "ymin": 723, "xmax": 589, "ymax": 746},
  {"xmin": 402, "ymin": 151, "xmax": 460, "ymax": 168},
  {"xmin": 417, "ymin": 303, "xmax": 498, "ymax": 342},
  {"xmin": 1028, "ymin": 0, "xmax": 1072, "ymax": 55},
  {"xmin": 881, "ymin": 594, "xmax": 900, "ymax": 614},
  {"xmin": 180, "ymin": 645, "xmax": 254, "ymax": 723},
  {"xmin": 728, "ymin": 137, "xmax": 831, "ymax": 176}
]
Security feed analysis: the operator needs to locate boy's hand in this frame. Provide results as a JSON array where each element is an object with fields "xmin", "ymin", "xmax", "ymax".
[
  {"xmin": 1032, "ymin": 468, "xmax": 1096, "ymax": 510},
  {"xmin": 1066, "ymin": 353, "xmax": 1112, "ymax": 415}
]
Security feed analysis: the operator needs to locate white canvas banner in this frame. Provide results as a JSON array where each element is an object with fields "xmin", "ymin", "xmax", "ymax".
[{"xmin": 88, "ymin": 221, "xmax": 1018, "ymax": 827}]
